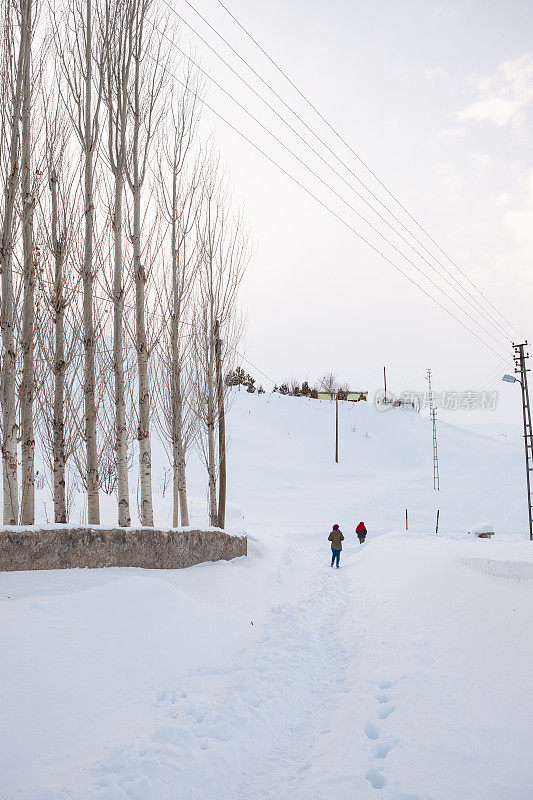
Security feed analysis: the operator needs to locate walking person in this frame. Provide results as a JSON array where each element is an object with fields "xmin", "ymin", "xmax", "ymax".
[
  {"xmin": 356, "ymin": 521, "xmax": 367, "ymax": 544},
  {"xmin": 328, "ymin": 524, "xmax": 344, "ymax": 568}
]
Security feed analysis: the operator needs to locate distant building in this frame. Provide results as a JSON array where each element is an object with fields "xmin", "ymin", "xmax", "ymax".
[{"xmin": 317, "ymin": 391, "xmax": 368, "ymax": 402}]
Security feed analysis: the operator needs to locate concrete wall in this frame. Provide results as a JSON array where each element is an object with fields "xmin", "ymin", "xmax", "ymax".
[{"xmin": 0, "ymin": 526, "xmax": 247, "ymax": 571}]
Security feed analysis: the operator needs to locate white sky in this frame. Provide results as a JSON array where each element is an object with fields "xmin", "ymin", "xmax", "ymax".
[{"xmin": 175, "ymin": 0, "xmax": 533, "ymax": 425}]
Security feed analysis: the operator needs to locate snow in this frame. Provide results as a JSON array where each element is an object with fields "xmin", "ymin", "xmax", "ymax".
[
  {"xmin": 470, "ymin": 522, "xmax": 495, "ymax": 535},
  {"xmin": 1, "ymin": 393, "xmax": 532, "ymax": 799}
]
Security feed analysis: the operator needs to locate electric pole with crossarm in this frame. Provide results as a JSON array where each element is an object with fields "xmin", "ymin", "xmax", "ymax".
[
  {"xmin": 503, "ymin": 343, "xmax": 533, "ymax": 540},
  {"xmin": 426, "ymin": 369, "xmax": 440, "ymax": 491}
]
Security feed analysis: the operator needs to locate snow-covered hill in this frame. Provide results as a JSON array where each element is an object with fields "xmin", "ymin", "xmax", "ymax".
[{"xmin": 1, "ymin": 393, "xmax": 532, "ymax": 799}]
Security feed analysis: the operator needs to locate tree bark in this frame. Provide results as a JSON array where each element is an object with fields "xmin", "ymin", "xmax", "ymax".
[
  {"xmin": 130, "ymin": 14, "xmax": 153, "ymax": 527},
  {"xmin": 170, "ymin": 317, "xmax": 189, "ymax": 528},
  {"xmin": 171, "ymin": 375, "xmax": 189, "ymax": 528},
  {"xmin": 170, "ymin": 169, "xmax": 189, "ymax": 527},
  {"xmin": 20, "ymin": 0, "xmax": 35, "ymax": 525},
  {"xmin": 50, "ymin": 170, "xmax": 67, "ymax": 523},
  {"xmin": 0, "ymin": 3, "xmax": 26, "ymax": 525},
  {"xmin": 112, "ymin": 169, "xmax": 131, "ymax": 526},
  {"xmin": 83, "ymin": 0, "xmax": 100, "ymax": 523}
]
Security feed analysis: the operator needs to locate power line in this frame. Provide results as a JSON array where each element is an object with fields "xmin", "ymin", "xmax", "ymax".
[
  {"xmin": 212, "ymin": 0, "xmax": 522, "ymax": 341},
  {"xmin": 471, "ymin": 359, "xmax": 510, "ymax": 392},
  {"xmin": 141, "ymin": 23, "xmax": 510, "ymax": 361},
  {"xmin": 158, "ymin": 0, "xmax": 514, "ymax": 346},
  {"xmin": 30, "ymin": 266, "xmax": 336, "ymax": 411}
]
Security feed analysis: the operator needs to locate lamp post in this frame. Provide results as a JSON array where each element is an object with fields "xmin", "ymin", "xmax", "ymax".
[{"xmin": 502, "ymin": 342, "xmax": 533, "ymax": 541}]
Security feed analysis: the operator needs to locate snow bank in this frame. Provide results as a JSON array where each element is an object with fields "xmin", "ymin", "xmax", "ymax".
[{"xmin": 462, "ymin": 557, "xmax": 533, "ymax": 579}]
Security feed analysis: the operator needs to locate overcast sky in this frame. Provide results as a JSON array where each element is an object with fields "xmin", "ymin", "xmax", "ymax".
[{"xmin": 177, "ymin": 0, "xmax": 533, "ymax": 425}]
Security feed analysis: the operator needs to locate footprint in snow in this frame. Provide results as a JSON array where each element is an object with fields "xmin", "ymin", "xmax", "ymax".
[
  {"xmin": 365, "ymin": 767, "xmax": 387, "ymax": 789},
  {"xmin": 363, "ymin": 721, "xmax": 380, "ymax": 740},
  {"xmin": 378, "ymin": 680, "xmax": 393, "ymax": 690},
  {"xmin": 377, "ymin": 705, "xmax": 396, "ymax": 720},
  {"xmin": 375, "ymin": 692, "xmax": 390, "ymax": 703},
  {"xmin": 374, "ymin": 741, "xmax": 393, "ymax": 759}
]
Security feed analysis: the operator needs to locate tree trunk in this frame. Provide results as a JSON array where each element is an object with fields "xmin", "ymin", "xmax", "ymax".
[
  {"xmin": 131, "ymin": 36, "xmax": 153, "ymax": 527},
  {"xmin": 215, "ymin": 320, "xmax": 226, "ymax": 529},
  {"xmin": 132, "ymin": 160, "xmax": 153, "ymax": 526},
  {"xmin": 170, "ymin": 176, "xmax": 189, "ymax": 528},
  {"xmin": 0, "ymin": 4, "xmax": 26, "ymax": 525},
  {"xmin": 171, "ymin": 425, "xmax": 180, "ymax": 528},
  {"xmin": 20, "ymin": 0, "xmax": 35, "ymax": 525},
  {"xmin": 134, "ymin": 205, "xmax": 153, "ymax": 526},
  {"xmin": 171, "ymin": 362, "xmax": 189, "ymax": 528},
  {"xmin": 83, "ymin": 0, "xmax": 100, "ymax": 523},
  {"xmin": 113, "ymin": 172, "xmax": 131, "ymax": 526},
  {"xmin": 50, "ymin": 170, "xmax": 67, "ymax": 523},
  {"xmin": 134, "ymin": 199, "xmax": 153, "ymax": 526}
]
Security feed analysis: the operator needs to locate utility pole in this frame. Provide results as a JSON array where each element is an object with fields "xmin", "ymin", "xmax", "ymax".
[
  {"xmin": 512, "ymin": 343, "xmax": 533, "ymax": 541},
  {"xmin": 426, "ymin": 369, "xmax": 440, "ymax": 490},
  {"xmin": 335, "ymin": 393, "xmax": 339, "ymax": 463},
  {"xmin": 215, "ymin": 320, "xmax": 226, "ymax": 529}
]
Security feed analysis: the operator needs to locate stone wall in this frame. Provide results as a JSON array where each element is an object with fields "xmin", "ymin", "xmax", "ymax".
[{"xmin": 0, "ymin": 526, "xmax": 247, "ymax": 571}]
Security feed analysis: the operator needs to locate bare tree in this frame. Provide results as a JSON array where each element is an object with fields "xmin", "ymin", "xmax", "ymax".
[
  {"xmin": 19, "ymin": 0, "xmax": 37, "ymax": 524},
  {"xmin": 102, "ymin": 0, "xmax": 133, "ymax": 526},
  {"xmin": 52, "ymin": 0, "xmax": 105, "ymax": 523},
  {"xmin": 156, "ymin": 82, "xmax": 200, "ymax": 527},
  {"xmin": 194, "ymin": 162, "xmax": 248, "ymax": 528},
  {"xmin": 0, "ymin": 0, "xmax": 27, "ymax": 524},
  {"xmin": 125, "ymin": 0, "xmax": 168, "ymax": 526},
  {"xmin": 35, "ymin": 90, "xmax": 82, "ymax": 523},
  {"xmin": 320, "ymin": 372, "xmax": 338, "ymax": 399}
]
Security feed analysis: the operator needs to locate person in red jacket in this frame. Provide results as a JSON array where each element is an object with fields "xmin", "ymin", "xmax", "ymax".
[{"xmin": 356, "ymin": 521, "xmax": 367, "ymax": 544}]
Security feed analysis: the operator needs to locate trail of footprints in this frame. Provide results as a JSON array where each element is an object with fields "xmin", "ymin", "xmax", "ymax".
[{"xmin": 363, "ymin": 680, "xmax": 396, "ymax": 791}]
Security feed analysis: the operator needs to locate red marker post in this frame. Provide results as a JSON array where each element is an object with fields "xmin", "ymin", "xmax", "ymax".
[
  {"xmin": 435, "ymin": 509, "xmax": 440, "ymax": 535},
  {"xmin": 405, "ymin": 509, "xmax": 408, "ymax": 531}
]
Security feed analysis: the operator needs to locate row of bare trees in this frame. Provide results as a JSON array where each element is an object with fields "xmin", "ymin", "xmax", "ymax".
[{"xmin": 0, "ymin": 0, "xmax": 249, "ymax": 529}]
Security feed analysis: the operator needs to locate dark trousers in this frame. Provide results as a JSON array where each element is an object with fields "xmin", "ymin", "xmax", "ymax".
[
  {"xmin": 331, "ymin": 549, "xmax": 340, "ymax": 566},
  {"xmin": 358, "ymin": 534, "xmax": 366, "ymax": 543}
]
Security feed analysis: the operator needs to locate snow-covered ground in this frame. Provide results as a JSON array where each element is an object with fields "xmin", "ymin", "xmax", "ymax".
[{"xmin": 1, "ymin": 393, "xmax": 532, "ymax": 799}]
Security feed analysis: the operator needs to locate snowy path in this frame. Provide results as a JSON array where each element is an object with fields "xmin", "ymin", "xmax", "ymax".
[
  {"xmin": 2, "ymin": 530, "xmax": 533, "ymax": 799},
  {"xmin": 234, "ymin": 552, "xmax": 354, "ymax": 799}
]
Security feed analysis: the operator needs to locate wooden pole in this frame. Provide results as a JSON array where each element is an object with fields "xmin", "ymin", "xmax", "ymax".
[
  {"xmin": 215, "ymin": 320, "xmax": 226, "ymax": 529},
  {"xmin": 405, "ymin": 508, "xmax": 408, "ymax": 530},
  {"xmin": 436, "ymin": 509, "xmax": 440, "ymax": 534},
  {"xmin": 384, "ymin": 366, "xmax": 387, "ymax": 404},
  {"xmin": 335, "ymin": 394, "xmax": 339, "ymax": 463}
]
